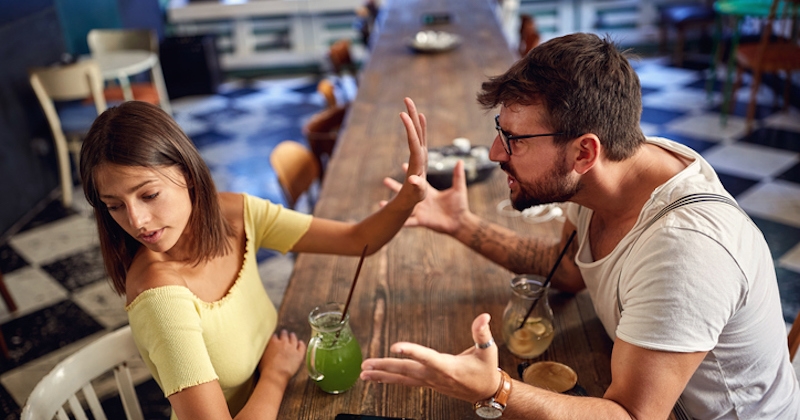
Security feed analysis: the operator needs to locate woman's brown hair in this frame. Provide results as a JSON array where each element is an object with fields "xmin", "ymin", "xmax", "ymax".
[
  {"xmin": 79, "ymin": 101, "xmax": 233, "ymax": 295},
  {"xmin": 477, "ymin": 33, "xmax": 645, "ymax": 161}
]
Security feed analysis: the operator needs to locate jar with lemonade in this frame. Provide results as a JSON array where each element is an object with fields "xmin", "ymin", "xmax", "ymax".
[{"xmin": 501, "ymin": 274, "xmax": 555, "ymax": 358}]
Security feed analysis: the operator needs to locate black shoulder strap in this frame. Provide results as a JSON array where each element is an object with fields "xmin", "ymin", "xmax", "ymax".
[{"xmin": 616, "ymin": 193, "xmax": 746, "ymax": 314}]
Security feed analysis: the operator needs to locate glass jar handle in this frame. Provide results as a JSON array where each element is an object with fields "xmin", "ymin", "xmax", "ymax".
[{"xmin": 306, "ymin": 335, "xmax": 324, "ymax": 381}]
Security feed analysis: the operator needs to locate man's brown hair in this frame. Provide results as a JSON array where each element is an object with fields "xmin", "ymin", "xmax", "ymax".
[{"xmin": 478, "ymin": 33, "xmax": 645, "ymax": 160}]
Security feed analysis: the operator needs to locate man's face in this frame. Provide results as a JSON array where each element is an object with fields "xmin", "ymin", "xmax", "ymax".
[{"xmin": 490, "ymin": 104, "xmax": 581, "ymax": 211}]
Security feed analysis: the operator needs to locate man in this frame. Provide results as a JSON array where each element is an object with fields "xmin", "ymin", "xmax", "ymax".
[{"xmin": 359, "ymin": 33, "xmax": 800, "ymax": 419}]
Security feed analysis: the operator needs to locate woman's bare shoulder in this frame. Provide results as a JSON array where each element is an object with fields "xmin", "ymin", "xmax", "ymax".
[{"xmin": 125, "ymin": 255, "xmax": 186, "ymax": 305}]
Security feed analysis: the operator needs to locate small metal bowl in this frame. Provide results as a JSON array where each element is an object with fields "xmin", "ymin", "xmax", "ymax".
[{"xmin": 426, "ymin": 145, "xmax": 495, "ymax": 190}]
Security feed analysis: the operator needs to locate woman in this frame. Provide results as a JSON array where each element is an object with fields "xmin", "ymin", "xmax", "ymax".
[{"xmin": 79, "ymin": 99, "xmax": 427, "ymax": 419}]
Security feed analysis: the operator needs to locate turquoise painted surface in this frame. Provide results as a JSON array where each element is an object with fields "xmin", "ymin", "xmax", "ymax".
[{"xmin": 55, "ymin": 0, "xmax": 121, "ymax": 55}]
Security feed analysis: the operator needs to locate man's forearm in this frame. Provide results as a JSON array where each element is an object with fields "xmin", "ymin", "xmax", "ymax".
[
  {"xmin": 451, "ymin": 212, "xmax": 559, "ymax": 276},
  {"xmin": 503, "ymin": 381, "xmax": 634, "ymax": 420}
]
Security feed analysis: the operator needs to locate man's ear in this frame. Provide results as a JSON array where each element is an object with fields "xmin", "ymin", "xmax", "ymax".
[{"xmin": 570, "ymin": 134, "xmax": 600, "ymax": 175}]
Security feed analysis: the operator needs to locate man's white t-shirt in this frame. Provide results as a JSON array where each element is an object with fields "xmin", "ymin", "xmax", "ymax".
[{"xmin": 565, "ymin": 137, "xmax": 800, "ymax": 419}]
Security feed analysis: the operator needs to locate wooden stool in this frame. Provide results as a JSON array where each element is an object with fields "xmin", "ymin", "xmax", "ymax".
[{"xmin": 0, "ymin": 270, "xmax": 17, "ymax": 359}]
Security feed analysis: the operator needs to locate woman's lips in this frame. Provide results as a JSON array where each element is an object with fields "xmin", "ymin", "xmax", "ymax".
[{"xmin": 139, "ymin": 228, "xmax": 164, "ymax": 244}]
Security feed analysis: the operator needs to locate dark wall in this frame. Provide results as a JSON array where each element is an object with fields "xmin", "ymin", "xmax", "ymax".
[
  {"xmin": 0, "ymin": 3, "xmax": 68, "ymax": 239},
  {"xmin": 0, "ymin": 0, "xmax": 164, "ymax": 239}
]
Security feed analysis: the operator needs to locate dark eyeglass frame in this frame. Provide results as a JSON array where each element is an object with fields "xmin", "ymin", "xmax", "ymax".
[{"xmin": 495, "ymin": 114, "xmax": 564, "ymax": 156}]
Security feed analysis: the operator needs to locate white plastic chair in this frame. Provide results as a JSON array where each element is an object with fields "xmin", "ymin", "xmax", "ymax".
[
  {"xmin": 87, "ymin": 28, "xmax": 172, "ymax": 115},
  {"xmin": 29, "ymin": 60, "xmax": 108, "ymax": 208},
  {"xmin": 20, "ymin": 326, "xmax": 145, "ymax": 420},
  {"xmin": 87, "ymin": 29, "xmax": 158, "ymax": 54}
]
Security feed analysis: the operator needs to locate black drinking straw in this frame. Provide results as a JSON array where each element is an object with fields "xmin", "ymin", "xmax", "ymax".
[
  {"xmin": 332, "ymin": 244, "xmax": 369, "ymax": 345},
  {"xmin": 516, "ymin": 230, "xmax": 577, "ymax": 331},
  {"xmin": 340, "ymin": 244, "xmax": 369, "ymax": 322}
]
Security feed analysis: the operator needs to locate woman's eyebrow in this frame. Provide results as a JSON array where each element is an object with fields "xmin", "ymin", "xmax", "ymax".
[{"xmin": 100, "ymin": 180, "xmax": 155, "ymax": 199}]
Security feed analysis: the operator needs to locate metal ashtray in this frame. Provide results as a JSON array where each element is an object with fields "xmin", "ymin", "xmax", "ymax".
[
  {"xmin": 408, "ymin": 30, "xmax": 462, "ymax": 53},
  {"xmin": 427, "ymin": 138, "xmax": 495, "ymax": 190}
]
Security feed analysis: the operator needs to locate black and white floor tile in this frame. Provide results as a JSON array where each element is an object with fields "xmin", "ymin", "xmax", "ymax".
[{"xmin": 1, "ymin": 57, "xmax": 799, "ymax": 418}]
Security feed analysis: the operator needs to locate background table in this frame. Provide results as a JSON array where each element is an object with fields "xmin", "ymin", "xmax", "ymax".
[{"xmin": 276, "ymin": 0, "xmax": 613, "ymax": 418}]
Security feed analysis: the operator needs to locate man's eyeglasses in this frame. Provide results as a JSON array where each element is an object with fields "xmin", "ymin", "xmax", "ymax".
[{"xmin": 495, "ymin": 114, "xmax": 564, "ymax": 156}]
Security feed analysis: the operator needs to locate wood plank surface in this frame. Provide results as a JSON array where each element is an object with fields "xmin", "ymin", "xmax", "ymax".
[{"xmin": 276, "ymin": 0, "xmax": 613, "ymax": 418}]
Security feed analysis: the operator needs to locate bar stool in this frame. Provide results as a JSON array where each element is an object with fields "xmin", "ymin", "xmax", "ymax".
[
  {"xmin": 658, "ymin": 1, "xmax": 716, "ymax": 67},
  {"xmin": 706, "ymin": 0, "xmax": 776, "ymax": 124}
]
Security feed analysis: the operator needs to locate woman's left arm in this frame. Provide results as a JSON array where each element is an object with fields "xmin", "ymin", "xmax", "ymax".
[{"xmin": 290, "ymin": 97, "xmax": 427, "ymax": 256}]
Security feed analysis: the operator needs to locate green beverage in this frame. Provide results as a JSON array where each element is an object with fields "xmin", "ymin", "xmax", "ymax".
[{"xmin": 307, "ymin": 304, "xmax": 363, "ymax": 394}]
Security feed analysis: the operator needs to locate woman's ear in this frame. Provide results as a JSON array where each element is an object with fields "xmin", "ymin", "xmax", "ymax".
[{"xmin": 571, "ymin": 134, "xmax": 600, "ymax": 175}]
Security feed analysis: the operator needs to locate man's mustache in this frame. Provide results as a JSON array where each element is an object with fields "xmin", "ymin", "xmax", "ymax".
[{"xmin": 500, "ymin": 162, "xmax": 515, "ymax": 179}]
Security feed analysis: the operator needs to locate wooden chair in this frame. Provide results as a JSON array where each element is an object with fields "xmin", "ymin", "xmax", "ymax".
[
  {"xmin": 20, "ymin": 326, "xmax": 145, "ymax": 420},
  {"xmin": 29, "ymin": 60, "xmax": 108, "ymax": 207},
  {"xmin": 732, "ymin": 0, "xmax": 800, "ymax": 132},
  {"xmin": 658, "ymin": 1, "xmax": 716, "ymax": 67},
  {"xmin": 790, "ymin": 309, "xmax": 800, "ymax": 362},
  {"xmin": 302, "ymin": 105, "xmax": 348, "ymax": 178},
  {"xmin": 328, "ymin": 39, "xmax": 358, "ymax": 79},
  {"xmin": 518, "ymin": 14, "xmax": 541, "ymax": 57},
  {"xmin": 317, "ymin": 79, "xmax": 338, "ymax": 108},
  {"xmin": 0, "ymin": 270, "xmax": 17, "ymax": 360},
  {"xmin": 87, "ymin": 28, "xmax": 171, "ymax": 114},
  {"xmin": 270, "ymin": 141, "xmax": 320, "ymax": 210}
]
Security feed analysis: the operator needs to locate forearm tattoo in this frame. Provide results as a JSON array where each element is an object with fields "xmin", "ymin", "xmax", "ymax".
[{"xmin": 468, "ymin": 219, "xmax": 559, "ymax": 275}]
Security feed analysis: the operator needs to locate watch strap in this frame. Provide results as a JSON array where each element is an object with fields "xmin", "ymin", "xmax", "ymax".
[
  {"xmin": 474, "ymin": 368, "xmax": 513, "ymax": 416},
  {"xmin": 493, "ymin": 369, "xmax": 512, "ymax": 407}
]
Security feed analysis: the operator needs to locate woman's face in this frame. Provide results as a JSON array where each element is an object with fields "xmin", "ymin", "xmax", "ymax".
[{"xmin": 94, "ymin": 164, "xmax": 193, "ymax": 255}]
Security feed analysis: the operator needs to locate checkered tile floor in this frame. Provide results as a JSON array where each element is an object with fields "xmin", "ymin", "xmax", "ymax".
[{"xmin": 1, "ymin": 58, "xmax": 798, "ymax": 418}]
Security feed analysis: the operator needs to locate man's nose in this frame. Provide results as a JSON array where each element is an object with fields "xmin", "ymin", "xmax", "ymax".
[{"xmin": 489, "ymin": 134, "xmax": 508, "ymax": 162}]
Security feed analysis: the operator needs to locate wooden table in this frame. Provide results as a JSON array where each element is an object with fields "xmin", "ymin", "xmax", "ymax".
[{"xmin": 276, "ymin": 0, "xmax": 613, "ymax": 418}]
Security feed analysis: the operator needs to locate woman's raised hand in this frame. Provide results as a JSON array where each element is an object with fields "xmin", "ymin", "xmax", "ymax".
[{"xmin": 396, "ymin": 97, "xmax": 428, "ymax": 206}]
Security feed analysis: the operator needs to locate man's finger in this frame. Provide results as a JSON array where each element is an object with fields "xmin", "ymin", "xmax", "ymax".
[
  {"xmin": 360, "ymin": 367, "xmax": 427, "ymax": 388},
  {"xmin": 472, "ymin": 313, "xmax": 493, "ymax": 344},
  {"xmin": 389, "ymin": 342, "xmax": 448, "ymax": 367},
  {"xmin": 471, "ymin": 313, "xmax": 497, "ymax": 361},
  {"xmin": 383, "ymin": 176, "xmax": 403, "ymax": 192},
  {"xmin": 452, "ymin": 160, "xmax": 467, "ymax": 191}
]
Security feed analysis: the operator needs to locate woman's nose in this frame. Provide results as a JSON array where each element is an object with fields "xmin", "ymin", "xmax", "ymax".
[
  {"xmin": 127, "ymin": 204, "xmax": 150, "ymax": 230},
  {"xmin": 489, "ymin": 134, "xmax": 509, "ymax": 162}
]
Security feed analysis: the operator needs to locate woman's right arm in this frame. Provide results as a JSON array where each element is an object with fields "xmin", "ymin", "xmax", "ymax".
[{"xmin": 169, "ymin": 330, "xmax": 306, "ymax": 420}]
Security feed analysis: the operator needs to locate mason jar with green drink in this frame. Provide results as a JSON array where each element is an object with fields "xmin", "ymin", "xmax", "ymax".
[{"xmin": 306, "ymin": 302, "xmax": 363, "ymax": 394}]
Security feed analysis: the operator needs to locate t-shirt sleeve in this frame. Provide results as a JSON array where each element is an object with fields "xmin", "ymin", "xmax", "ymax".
[
  {"xmin": 127, "ymin": 286, "xmax": 218, "ymax": 397},
  {"xmin": 243, "ymin": 194, "xmax": 313, "ymax": 253},
  {"xmin": 615, "ymin": 226, "xmax": 748, "ymax": 352}
]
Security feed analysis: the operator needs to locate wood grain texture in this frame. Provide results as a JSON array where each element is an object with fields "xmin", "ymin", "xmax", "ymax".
[{"xmin": 276, "ymin": 0, "xmax": 614, "ymax": 418}]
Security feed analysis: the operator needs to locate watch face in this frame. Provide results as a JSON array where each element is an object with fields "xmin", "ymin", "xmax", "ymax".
[{"xmin": 475, "ymin": 405, "xmax": 503, "ymax": 419}]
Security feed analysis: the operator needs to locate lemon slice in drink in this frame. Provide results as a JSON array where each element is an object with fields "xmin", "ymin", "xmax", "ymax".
[{"xmin": 509, "ymin": 328, "xmax": 533, "ymax": 354}]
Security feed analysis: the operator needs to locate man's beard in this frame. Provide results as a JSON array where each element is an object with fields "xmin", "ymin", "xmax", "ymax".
[{"xmin": 501, "ymin": 156, "xmax": 581, "ymax": 211}]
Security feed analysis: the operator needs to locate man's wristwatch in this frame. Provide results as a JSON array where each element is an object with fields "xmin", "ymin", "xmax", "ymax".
[{"xmin": 474, "ymin": 368, "xmax": 513, "ymax": 419}]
